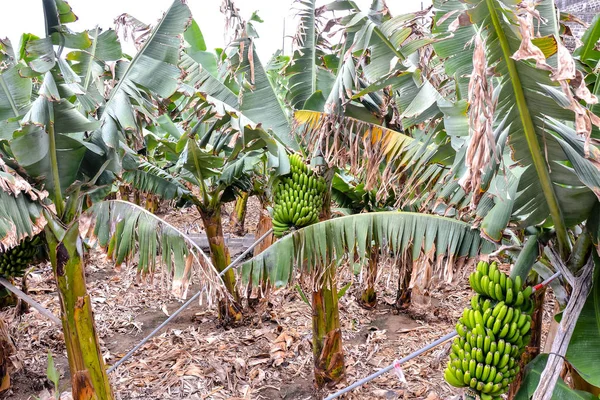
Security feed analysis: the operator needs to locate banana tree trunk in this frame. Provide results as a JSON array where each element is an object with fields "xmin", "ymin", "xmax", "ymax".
[
  {"xmin": 45, "ymin": 223, "xmax": 114, "ymax": 400},
  {"xmin": 118, "ymin": 185, "xmax": 129, "ymax": 201},
  {"xmin": 229, "ymin": 192, "xmax": 249, "ymax": 236},
  {"xmin": 247, "ymin": 208, "xmax": 275, "ymax": 304},
  {"xmin": 312, "ymin": 264, "xmax": 345, "ymax": 388},
  {"xmin": 395, "ymin": 251, "xmax": 413, "ymax": 310},
  {"xmin": 133, "ymin": 190, "xmax": 141, "ymax": 206},
  {"xmin": 198, "ymin": 206, "xmax": 242, "ymax": 322},
  {"xmin": 312, "ymin": 168, "xmax": 345, "ymax": 388},
  {"xmin": 358, "ymin": 245, "xmax": 379, "ymax": 309},
  {"xmin": 0, "ymin": 318, "xmax": 14, "ymax": 392},
  {"xmin": 253, "ymin": 208, "xmax": 274, "ymax": 257},
  {"xmin": 145, "ymin": 194, "xmax": 159, "ymax": 214}
]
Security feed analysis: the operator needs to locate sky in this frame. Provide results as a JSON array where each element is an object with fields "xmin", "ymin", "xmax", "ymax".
[{"xmin": 0, "ymin": 0, "xmax": 432, "ymax": 61}]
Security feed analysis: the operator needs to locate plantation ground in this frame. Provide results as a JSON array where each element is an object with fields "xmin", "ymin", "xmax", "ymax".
[{"xmin": 0, "ymin": 200, "xmax": 556, "ymax": 400}]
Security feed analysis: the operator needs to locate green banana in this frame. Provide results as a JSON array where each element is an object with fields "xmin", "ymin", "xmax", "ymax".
[
  {"xmin": 514, "ymin": 291, "xmax": 524, "ymax": 307},
  {"xmin": 476, "ymin": 363, "xmax": 483, "ymax": 379},
  {"xmin": 492, "ymin": 301, "xmax": 505, "ymax": 318},
  {"xmin": 503, "ymin": 307, "xmax": 514, "ymax": 327},
  {"xmin": 485, "ymin": 351, "xmax": 493, "ymax": 365},
  {"xmin": 515, "ymin": 275, "xmax": 523, "ymax": 290},
  {"xmin": 481, "ymin": 275, "xmax": 490, "ymax": 296},
  {"xmin": 469, "ymin": 359, "xmax": 476, "ymax": 377},
  {"xmin": 494, "ymin": 283, "xmax": 503, "ymax": 302},
  {"xmin": 520, "ymin": 320, "xmax": 531, "ymax": 335},
  {"xmin": 463, "ymin": 371, "xmax": 472, "ymax": 385}
]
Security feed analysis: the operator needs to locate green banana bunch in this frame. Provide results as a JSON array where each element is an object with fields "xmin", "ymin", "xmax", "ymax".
[
  {"xmin": 271, "ymin": 153, "xmax": 326, "ymax": 237},
  {"xmin": 444, "ymin": 261, "xmax": 534, "ymax": 400},
  {"xmin": 468, "ymin": 260, "xmax": 533, "ymax": 312},
  {"xmin": 0, "ymin": 235, "xmax": 44, "ymax": 277}
]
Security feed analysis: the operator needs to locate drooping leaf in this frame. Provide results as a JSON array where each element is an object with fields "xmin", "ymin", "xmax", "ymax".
[
  {"xmin": 20, "ymin": 36, "xmax": 56, "ymax": 74},
  {"xmin": 66, "ymin": 29, "xmax": 122, "ymax": 92},
  {"xmin": 295, "ymin": 110, "xmax": 445, "ymax": 204},
  {"xmin": 0, "ymin": 65, "xmax": 33, "ymax": 123},
  {"xmin": 51, "ymin": 31, "xmax": 91, "ymax": 50},
  {"xmin": 180, "ymin": 50, "xmax": 239, "ymax": 107},
  {"xmin": 433, "ymin": 0, "xmax": 595, "ymax": 255},
  {"xmin": 240, "ymin": 212, "xmax": 495, "ymax": 288},
  {"xmin": 55, "ymin": 0, "xmax": 78, "ymax": 24},
  {"xmin": 0, "ymin": 159, "xmax": 46, "ymax": 251},
  {"xmin": 82, "ymin": 200, "xmax": 226, "ymax": 300},
  {"xmin": 546, "ymin": 118, "xmax": 600, "ymax": 201},
  {"xmin": 229, "ymin": 38, "xmax": 297, "ymax": 149},
  {"xmin": 122, "ymin": 158, "xmax": 190, "ymax": 201},
  {"xmin": 12, "ymin": 72, "xmax": 103, "ymax": 199},
  {"xmin": 184, "ymin": 19, "xmax": 206, "ymax": 51},
  {"xmin": 284, "ymin": 0, "xmax": 335, "ymax": 109}
]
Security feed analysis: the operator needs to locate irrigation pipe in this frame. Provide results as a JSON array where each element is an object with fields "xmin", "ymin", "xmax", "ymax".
[
  {"xmin": 0, "ymin": 277, "xmax": 62, "ymax": 326},
  {"xmin": 107, "ymin": 228, "xmax": 274, "ymax": 374},
  {"xmin": 324, "ymin": 271, "xmax": 562, "ymax": 400}
]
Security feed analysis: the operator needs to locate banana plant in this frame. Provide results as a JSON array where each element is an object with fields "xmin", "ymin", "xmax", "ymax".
[
  {"xmin": 331, "ymin": 171, "xmax": 394, "ymax": 308},
  {"xmin": 0, "ymin": 0, "xmax": 231, "ymax": 397},
  {"xmin": 239, "ymin": 211, "xmax": 496, "ymax": 385},
  {"xmin": 247, "ymin": 0, "xmax": 454, "ymax": 385},
  {"xmin": 428, "ymin": 0, "xmax": 600, "ymax": 397},
  {"xmin": 120, "ymin": 92, "xmax": 288, "ymax": 321},
  {"xmin": 235, "ymin": 0, "xmax": 600, "ymax": 395}
]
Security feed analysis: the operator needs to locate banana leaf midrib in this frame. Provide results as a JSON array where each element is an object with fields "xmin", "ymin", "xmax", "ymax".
[{"xmin": 485, "ymin": 0, "xmax": 569, "ymax": 258}]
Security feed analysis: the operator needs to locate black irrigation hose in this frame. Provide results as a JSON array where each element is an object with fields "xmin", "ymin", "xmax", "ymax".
[{"xmin": 107, "ymin": 228, "xmax": 274, "ymax": 374}]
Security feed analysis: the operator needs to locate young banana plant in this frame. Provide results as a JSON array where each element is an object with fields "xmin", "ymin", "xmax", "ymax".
[{"xmin": 121, "ymin": 93, "xmax": 289, "ymax": 322}]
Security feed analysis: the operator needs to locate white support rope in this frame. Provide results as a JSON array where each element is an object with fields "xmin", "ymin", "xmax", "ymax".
[
  {"xmin": 107, "ymin": 228, "xmax": 274, "ymax": 374},
  {"xmin": 324, "ymin": 271, "xmax": 562, "ymax": 400}
]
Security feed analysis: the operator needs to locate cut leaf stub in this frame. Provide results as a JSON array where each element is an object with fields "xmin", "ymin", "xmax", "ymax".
[{"xmin": 271, "ymin": 153, "xmax": 326, "ymax": 237}]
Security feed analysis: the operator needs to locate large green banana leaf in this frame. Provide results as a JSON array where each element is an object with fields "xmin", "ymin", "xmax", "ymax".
[
  {"xmin": 122, "ymin": 157, "xmax": 190, "ymax": 201},
  {"xmin": 101, "ymin": 0, "xmax": 190, "ymax": 147},
  {"xmin": 11, "ymin": 72, "xmax": 103, "ymax": 202},
  {"xmin": 515, "ymin": 354, "xmax": 595, "ymax": 400},
  {"xmin": 0, "ymin": 63, "xmax": 32, "ymax": 126},
  {"xmin": 284, "ymin": 0, "xmax": 335, "ymax": 110},
  {"xmin": 65, "ymin": 29, "xmax": 122, "ymax": 112},
  {"xmin": 227, "ymin": 38, "xmax": 297, "ymax": 149},
  {"xmin": 240, "ymin": 212, "xmax": 496, "ymax": 288},
  {"xmin": 433, "ymin": 0, "xmax": 599, "ymax": 254},
  {"xmin": 180, "ymin": 31, "xmax": 297, "ymax": 150},
  {"xmin": 179, "ymin": 20, "xmax": 239, "ymax": 109},
  {"xmin": 124, "ymin": 96, "xmax": 288, "ymax": 204}
]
